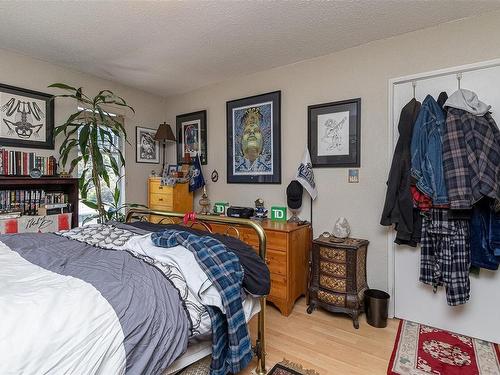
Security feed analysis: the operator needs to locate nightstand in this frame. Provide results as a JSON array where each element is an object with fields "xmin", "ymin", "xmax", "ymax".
[{"xmin": 307, "ymin": 236, "xmax": 369, "ymax": 329}]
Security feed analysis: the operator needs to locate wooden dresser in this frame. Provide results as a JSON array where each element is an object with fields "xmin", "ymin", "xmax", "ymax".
[
  {"xmin": 147, "ymin": 177, "xmax": 193, "ymax": 222},
  {"xmin": 210, "ymin": 220, "xmax": 311, "ymax": 316},
  {"xmin": 307, "ymin": 236, "xmax": 369, "ymax": 328}
]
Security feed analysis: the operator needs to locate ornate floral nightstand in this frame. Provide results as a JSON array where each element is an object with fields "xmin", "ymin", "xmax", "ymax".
[{"xmin": 307, "ymin": 236, "xmax": 369, "ymax": 329}]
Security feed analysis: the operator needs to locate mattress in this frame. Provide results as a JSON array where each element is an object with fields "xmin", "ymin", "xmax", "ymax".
[{"xmin": 164, "ymin": 295, "xmax": 261, "ymax": 374}]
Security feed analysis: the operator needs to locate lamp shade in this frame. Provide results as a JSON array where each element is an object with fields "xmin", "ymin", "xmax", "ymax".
[{"xmin": 154, "ymin": 122, "xmax": 176, "ymax": 142}]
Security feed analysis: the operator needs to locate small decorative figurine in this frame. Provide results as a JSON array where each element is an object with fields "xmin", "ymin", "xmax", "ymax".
[
  {"xmin": 198, "ymin": 186, "xmax": 211, "ymax": 215},
  {"xmin": 253, "ymin": 198, "xmax": 268, "ymax": 220}
]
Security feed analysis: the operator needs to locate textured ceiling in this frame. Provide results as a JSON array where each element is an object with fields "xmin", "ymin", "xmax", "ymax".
[{"xmin": 0, "ymin": 1, "xmax": 498, "ymax": 97}]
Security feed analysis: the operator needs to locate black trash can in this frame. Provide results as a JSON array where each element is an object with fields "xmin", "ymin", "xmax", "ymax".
[{"xmin": 364, "ymin": 289, "xmax": 390, "ymax": 328}]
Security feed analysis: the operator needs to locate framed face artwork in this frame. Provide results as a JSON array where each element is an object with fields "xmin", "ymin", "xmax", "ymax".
[
  {"xmin": 226, "ymin": 91, "xmax": 281, "ymax": 184},
  {"xmin": 308, "ymin": 98, "xmax": 361, "ymax": 168},
  {"xmin": 135, "ymin": 126, "xmax": 160, "ymax": 164},
  {"xmin": 0, "ymin": 83, "xmax": 54, "ymax": 149},
  {"xmin": 176, "ymin": 110, "xmax": 207, "ymax": 165}
]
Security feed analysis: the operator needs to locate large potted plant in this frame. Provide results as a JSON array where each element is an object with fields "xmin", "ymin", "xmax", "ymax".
[{"xmin": 50, "ymin": 83, "xmax": 136, "ymax": 223}]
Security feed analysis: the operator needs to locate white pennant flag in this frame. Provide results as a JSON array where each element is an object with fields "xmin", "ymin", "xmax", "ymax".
[{"xmin": 295, "ymin": 146, "xmax": 317, "ymax": 200}]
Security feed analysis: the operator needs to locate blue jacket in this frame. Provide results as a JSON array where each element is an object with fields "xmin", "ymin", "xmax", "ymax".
[{"xmin": 411, "ymin": 95, "xmax": 448, "ymax": 205}]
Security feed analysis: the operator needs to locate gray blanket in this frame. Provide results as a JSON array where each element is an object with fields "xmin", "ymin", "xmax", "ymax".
[{"xmin": 1, "ymin": 232, "xmax": 190, "ymax": 375}]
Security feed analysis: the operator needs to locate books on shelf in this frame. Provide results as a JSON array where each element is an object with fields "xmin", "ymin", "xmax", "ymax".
[
  {"xmin": 0, "ymin": 148, "xmax": 57, "ymax": 176},
  {"xmin": 0, "ymin": 189, "xmax": 70, "ymax": 216}
]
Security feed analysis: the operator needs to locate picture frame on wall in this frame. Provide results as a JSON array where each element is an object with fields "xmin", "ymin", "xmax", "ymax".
[
  {"xmin": 0, "ymin": 83, "xmax": 55, "ymax": 149},
  {"xmin": 226, "ymin": 90, "xmax": 281, "ymax": 184},
  {"xmin": 136, "ymin": 126, "xmax": 160, "ymax": 164},
  {"xmin": 308, "ymin": 98, "xmax": 361, "ymax": 168},
  {"xmin": 176, "ymin": 110, "xmax": 207, "ymax": 165}
]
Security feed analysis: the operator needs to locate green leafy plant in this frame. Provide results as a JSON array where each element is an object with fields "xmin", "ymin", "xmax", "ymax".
[{"xmin": 50, "ymin": 83, "xmax": 136, "ymax": 223}]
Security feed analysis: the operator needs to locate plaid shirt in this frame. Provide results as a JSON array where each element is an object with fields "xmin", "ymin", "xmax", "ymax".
[
  {"xmin": 151, "ymin": 229, "xmax": 252, "ymax": 375},
  {"xmin": 443, "ymin": 108, "xmax": 500, "ymax": 210},
  {"xmin": 420, "ymin": 208, "xmax": 470, "ymax": 306}
]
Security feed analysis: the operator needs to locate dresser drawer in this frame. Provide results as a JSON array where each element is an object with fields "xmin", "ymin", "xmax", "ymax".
[
  {"xmin": 266, "ymin": 248, "xmax": 286, "ymax": 276},
  {"xmin": 317, "ymin": 289, "xmax": 345, "ymax": 307},
  {"xmin": 319, "ymin": 246, "xmax": 346, "ymax": 263},
  {"xmin": 320, "ymin": 260, "xmax": 346, "ymax": 278},
  {"xmin": 150, "ymin": 193, "xmax": 173, "ymax": 207},
  {"xmin": 319, "ymin": 274, "xmax": 346, "ymax": 293},
  {"xmin": 269, "ymin": 273, "xmax": 287, "ymax": 299},
  {"xmin": 149, "ymin": 179, "xmax": 171, "ymax": 194},
  {"xmin": 242, "ymin": 230, "xmax": 287, "ymax": 252},
  {"xmin": 149, "ymin": 214, "xmax": 176, "ymax": 224}
]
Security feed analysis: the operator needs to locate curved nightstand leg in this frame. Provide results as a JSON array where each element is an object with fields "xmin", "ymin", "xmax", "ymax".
[
  {"xmin": 306, "ymin": 303, "xmax": 316, "ymax": 314},
  {"xmin": 352, "ymin": 311, "xmax": 360, "ymax": 329}
]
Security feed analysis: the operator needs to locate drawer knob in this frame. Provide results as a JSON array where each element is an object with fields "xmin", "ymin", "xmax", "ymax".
[
  {"xmin": 159, "ymin": 198, "xmax": 163, "ymax": 201},
  {"xmin": 265, "ymin": 258, "xmax": 270, "ymax": 264}
]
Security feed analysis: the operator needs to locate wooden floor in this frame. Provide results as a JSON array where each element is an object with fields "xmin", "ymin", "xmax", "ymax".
[{"xmin": 241, "ymin": 298, "xmax": 399, "ymax": 375}]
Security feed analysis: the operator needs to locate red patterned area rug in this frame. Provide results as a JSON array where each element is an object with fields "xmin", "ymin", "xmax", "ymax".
[{"xmin": 388, "ymin": 320, "xmax": 500, "ymax": 375}]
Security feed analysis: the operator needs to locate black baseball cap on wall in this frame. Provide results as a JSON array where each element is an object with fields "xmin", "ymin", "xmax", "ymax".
[{"xmin": 286, "ymin": 180, "xmax": 303, "ymax": 209}]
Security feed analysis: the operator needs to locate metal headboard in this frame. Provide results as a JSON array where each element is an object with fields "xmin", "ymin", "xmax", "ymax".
[{"xmin": 125, "ymin": 208, "xmax": 267, "ymax": 375}]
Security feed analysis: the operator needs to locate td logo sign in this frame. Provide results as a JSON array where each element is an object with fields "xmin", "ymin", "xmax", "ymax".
[{"xmin": 270, "ymin": 206, "xmax": 287, "ymax": 221}]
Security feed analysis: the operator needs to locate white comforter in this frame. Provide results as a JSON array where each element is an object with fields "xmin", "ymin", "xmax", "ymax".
[{"xmin": 0, "ymin": 240, "xmax": 127, "ymax": 375}]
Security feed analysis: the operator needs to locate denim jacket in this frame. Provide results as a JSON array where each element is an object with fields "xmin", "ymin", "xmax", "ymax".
[{"xmin": 411, "ymin": 95, "xmax": 448, "ymax": 205}]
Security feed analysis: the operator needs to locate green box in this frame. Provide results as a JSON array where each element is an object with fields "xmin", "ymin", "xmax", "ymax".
[
  {"xmin": 213, "ymin": 201, "xmax": 229, "ymax": 215},
  {"xmin": 270, "ymin": 206, "xmax": 287, "ymax": 221}
]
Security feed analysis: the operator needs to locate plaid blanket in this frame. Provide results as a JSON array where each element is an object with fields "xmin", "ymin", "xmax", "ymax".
[{"xmin": 151, "ymin": 229, "xmax": 252, "ymax": 375}]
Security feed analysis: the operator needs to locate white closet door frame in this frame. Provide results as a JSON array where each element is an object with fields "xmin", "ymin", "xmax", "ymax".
[{"xmin": 386, "ymin": 57, "xmax": 500, "ymax": 320}]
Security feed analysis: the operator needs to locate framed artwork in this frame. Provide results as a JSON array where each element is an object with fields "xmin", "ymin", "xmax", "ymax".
[
  {"xmin": 0, "ymin": 83, "xmax": 54, "ymax": 149},
  {"xmin": 176, "ymin": 110, "xmax": 207, "ymax": 165},
  {"xmin": 226, "ymin": 90, "xmax": 281, "ymax": 184},
  {"xmin": 135, "ymin": 126, "xmax": 159, "ymax": 164},
  {"xmin": 308, "ymin": 98, "xmax": 361, "ymax": 168}
]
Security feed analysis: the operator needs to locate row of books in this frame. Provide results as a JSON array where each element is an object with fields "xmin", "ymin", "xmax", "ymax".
[
  {"xmin": 0, "ymin": 189, "xmax": 70, "ymax": 216},
  {"xmin": 0, "ymin": 149, "xmax": 58, "ymax": 176}
]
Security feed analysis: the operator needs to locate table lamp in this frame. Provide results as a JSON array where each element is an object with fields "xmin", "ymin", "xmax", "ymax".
[{"xmin": 154, "ymin": 122, "xmax": 176, "ymax": 175}]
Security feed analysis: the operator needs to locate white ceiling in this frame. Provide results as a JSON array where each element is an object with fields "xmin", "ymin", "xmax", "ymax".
[{"xmin": 0, "ymin": 1, "xmax": 498, "ymax": 98}]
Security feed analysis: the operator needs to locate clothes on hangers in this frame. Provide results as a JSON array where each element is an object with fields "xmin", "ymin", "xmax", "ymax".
[
  {"xmin": 437, "ymin": 91, "xmax": 448, "ymax": 111},
  {"xmin": 381, "ymin": 98, "xmax": 422, "ymax": 246},
  {"xmin": 470, "ymin": 198, "xmax": 500, "ymax": 270},
  {"xmin": 442, "ymin": 107, "xmax": 500, "ymax": 210},
  {"xmin": 411, "ymin": 95, "xmax": 449, "ymax": 205},
  {"xmin": 444, "ymin": 89, "xmax": 491, "ymax": 116},
  {"xmin": 420, "ymin": 208, "xmax": 470, "ymax": 306}
]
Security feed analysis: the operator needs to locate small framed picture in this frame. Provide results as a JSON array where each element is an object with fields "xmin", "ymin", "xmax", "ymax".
[
  {"xmin": 167, "ymin": 164, "xmax": 178, "ymax": 175},
  {"xmin": 176, "ymin": 110, "xmax": 207, "ymax": 165},
  {"xmin": 308, "ymin": 98, "xmax": 361, "ymax": 168},
  {"xmin": 136, "ymin": 126, "xmax": 160, "ymax": 164}
]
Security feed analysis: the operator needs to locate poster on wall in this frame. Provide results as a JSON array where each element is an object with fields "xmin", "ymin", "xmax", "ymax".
[
  {"xmin": 226, "ymin": 91, "xmax": 281, "ymax": 184},
  {"xmin": 135, "ymin": 126, "xmax": 159, "ymax": 163},
  {"xmin": 176, "ymin": 110, "xmax": 207, "ymax": 165},
  {"xmin": 308, "ymin": 98, "xmax": 361, "ymax": 168},
  {"xmin": 0, "ymin": 83, "xmax": 54, "ymax": 149}
]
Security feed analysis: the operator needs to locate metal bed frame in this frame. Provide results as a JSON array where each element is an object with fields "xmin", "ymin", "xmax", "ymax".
[{"xmin": 125, "ymin": 208, "xmax": 267, "ymax": 375}]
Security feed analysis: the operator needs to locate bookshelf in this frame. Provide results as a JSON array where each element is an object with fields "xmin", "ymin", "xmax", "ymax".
[{"xmin": 0, "ymin": 176, "xmax": 79, "ymax": 228}]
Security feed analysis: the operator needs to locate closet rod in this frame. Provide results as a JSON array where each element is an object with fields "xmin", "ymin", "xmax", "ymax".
[{"xmin": 393, "ymin": 59, "xmax": 500, "ymax": 86}]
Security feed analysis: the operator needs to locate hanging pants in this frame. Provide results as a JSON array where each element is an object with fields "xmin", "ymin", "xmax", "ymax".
[{"xmin": 419, "ymin": 208, "xmax": 470, "ymax": 306}]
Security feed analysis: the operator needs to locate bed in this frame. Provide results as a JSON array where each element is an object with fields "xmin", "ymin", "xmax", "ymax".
[{"xmin": 0, "ymin": 208, "xmax": 269, "ymax": 375}]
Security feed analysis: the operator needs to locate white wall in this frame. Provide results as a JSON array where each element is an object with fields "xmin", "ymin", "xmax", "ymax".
[
  {"xmin": 163, "ymin": 11, "xmax": 500, "ymax": 291},
  {"xmin": 0, "ymin": 48, "xmax": 166, "ymax": 205}
]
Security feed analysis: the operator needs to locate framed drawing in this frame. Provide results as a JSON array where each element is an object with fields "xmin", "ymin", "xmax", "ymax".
[
  {"xmin": 226, "ymin": 90, "xmax": 281, "ymax": 184},
  {"xmin": 135, "ymin": 126, "xmax": 160, "ymax": 164},
  {"xmin": 0, "ymin": 83, "xmax": 54, "ymax": 149},
  {"xmin": 176, "ymin": 110, "xmax": 207, "ymax": 165},
  {"xmin": 308, "ymin": 98, "xmax": 361, "ymax": 168}
]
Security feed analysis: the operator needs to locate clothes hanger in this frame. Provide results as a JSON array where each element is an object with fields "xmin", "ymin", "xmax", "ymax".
[{"xmin": 412, "ymin": 81, "xmax": 417, "ymax": 99}]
